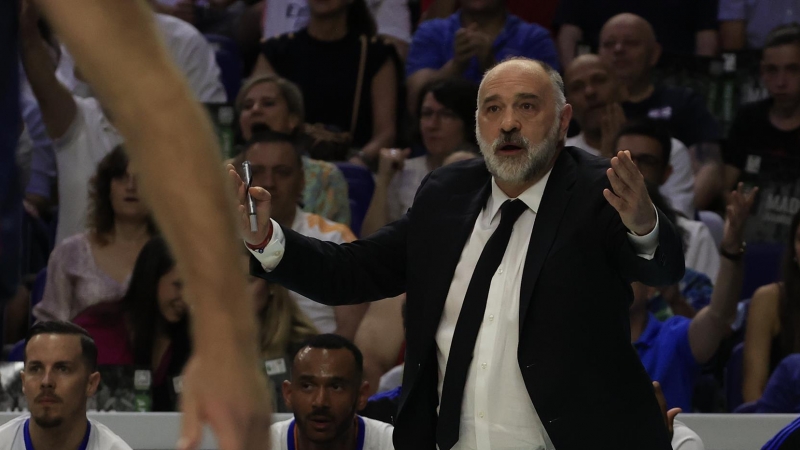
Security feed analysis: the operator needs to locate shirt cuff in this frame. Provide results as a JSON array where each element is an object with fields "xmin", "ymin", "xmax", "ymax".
[
  {"xmin": 626, "ymin": 205, "xmax": 660, "ymax": 260},
  {"xmin": 247, "ymin": 219, "xmax": 286, "ymax": 271}
]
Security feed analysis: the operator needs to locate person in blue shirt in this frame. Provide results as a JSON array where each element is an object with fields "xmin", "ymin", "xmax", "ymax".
[
  {"xmin": 631, "ymin": 182, "xmax": 756, "ymax": 410},
  {"xmin": 753, "ymin": 354, "xmax": 800, "ymax": 413},
  {"xmin": 763, "ymin": 415, "xmax": 800, "ymax": 450},
  {"xmin": 405, "ymin": 0, "xmax": 559, "ymax": 112}
]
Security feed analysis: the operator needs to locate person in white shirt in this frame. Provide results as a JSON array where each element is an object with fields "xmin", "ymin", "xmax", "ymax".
[
  {"xmin": 271, "ymin": 334, "xmax": 395, "ymax": 450},
  {"xmin": 564, "ymin": 54, "xmax": 696, "ymax": 219},
  {"xmin": 0, "ymin": 321, "xmax": 132, "ymax": 450},
  {"xmin": 236, "ymin": 131, "xmax": 367, "ymax": 339}
]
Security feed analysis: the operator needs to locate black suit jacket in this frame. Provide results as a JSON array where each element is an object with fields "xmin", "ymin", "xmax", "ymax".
[{"xmin": 252, "ymin": 147, "xmax": 685, "ymax": 449}]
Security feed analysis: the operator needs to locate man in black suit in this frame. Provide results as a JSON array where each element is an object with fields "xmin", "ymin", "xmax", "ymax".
[{"xmin": 231, "ymin": 57, "xmax": 684, "ymax": 450}]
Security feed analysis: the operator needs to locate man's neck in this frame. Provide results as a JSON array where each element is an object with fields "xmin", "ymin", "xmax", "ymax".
[
  {"xmin": 770, "ymin": 98, "xmax": 800, "ymax": 130},
  {"xmin": 111, "ymin": 218, "xmax": 151, "ymax": 244},
  {"xmin": 29, "ymin": 416, "xmax": 88, "ymax": 450},
  {"xmin": 461, "ymin": 8, "xmax": 506, "ymax": 35},
  {"xmin": 624, "ymin": 80, "xmax": 654, "ymax": 104},
  {"xmin": 307, "ymin": 14, "xmax": 349, "ymax": 41},
  {"xmin": 629, "ymin": 309, "xmax": 649, "ymax": 344},
  {"xmin": 296, "ymin": 420, "xmax": 357, "ymax": 450}
]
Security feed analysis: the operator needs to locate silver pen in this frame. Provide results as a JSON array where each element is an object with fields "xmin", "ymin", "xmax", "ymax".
[{"xmin": 241, "ymin": 161, "xmax": 259, "ymax": 233}]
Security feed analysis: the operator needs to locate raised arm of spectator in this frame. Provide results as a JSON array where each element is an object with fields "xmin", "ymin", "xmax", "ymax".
[
  {"xmin": 32, "ymin": 0, "xmax": 272, "ymax": 448},
  {"xmin": 19, "ymin": 2, "xmax": 76, "ymax": 141},
  {"xmin": 692, "ymin": 142, "xmax": 725, "ymax": 210},
  {"xmin": 718, "ymin": 0, "xmax": 747, "ymax": 51},
  {"xmin": 359, "ymin": 59, "xmax": 398, "ymax": 162},
  {"xmin": 360, "ymin": 148, "xmax": 409, "ymax": 237},
  {"xmin": 687, "ymin": 183, "xmax": 756, "ymax": 364},
  {"xmin": 556, "ymin": 24, "xmax": 583, "ymax": 70},
  {"xmin": 355, "ymin": 294, "xmax": 406, "ymax": 396}
]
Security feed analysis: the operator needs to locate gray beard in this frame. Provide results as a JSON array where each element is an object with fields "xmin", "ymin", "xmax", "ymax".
[{"xmin": 477, "ymin": 120, "xmax": 562, "ymax": 184}]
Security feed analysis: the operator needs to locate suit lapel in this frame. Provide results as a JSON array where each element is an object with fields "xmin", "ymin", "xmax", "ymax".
[{"xmin": 518, "ymin": 150, "xmax": 577, "ymax": 332}]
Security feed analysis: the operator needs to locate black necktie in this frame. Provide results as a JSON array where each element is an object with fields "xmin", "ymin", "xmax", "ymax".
[{"xmin": 436, "ymin": 199, "xmax": 529, "ymax": 450}]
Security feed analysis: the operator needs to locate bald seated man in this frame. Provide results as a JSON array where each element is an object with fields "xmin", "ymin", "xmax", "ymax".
[
  {"xmin": 238, "ymin": 57, "xmax": 685, "ymax": 450},
  {"xmin": 598, "ymin": 13, "xmax": 724, "ymax": 210},
  {"xmin": 564, "ymin": 54, "xmax": 696, "ymax": 218}
]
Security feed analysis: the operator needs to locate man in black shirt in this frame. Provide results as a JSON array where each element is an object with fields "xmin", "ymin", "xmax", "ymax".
[
  {"xmin": 598, "ymin": 13, "xmax": 724, "ymax": 211},
  {"xmin": 723, "ymin": 24, "xmax": 800, "ymax": 244},
  {"xmin": 554, "ymin": 0, "xmax": 718, "ymax": 68}
]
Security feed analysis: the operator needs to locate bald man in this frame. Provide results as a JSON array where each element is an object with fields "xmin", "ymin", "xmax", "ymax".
[
  {"xmin": 598, "ymin": 13, "xmax": 724, "ymax": 210},
  {"xmin": 238, "ymin": 57, "xmax": 685, "ymax": 449},
  {"xmin": 564, "ymin": 54, "xmax": 696, "ymax": 218}
]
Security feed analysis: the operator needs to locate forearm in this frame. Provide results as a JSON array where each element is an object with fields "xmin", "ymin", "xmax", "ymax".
[
  {"xmin": 361, "ymin": 131, "xmax": 396, "ymax": 162},
  {"xmin": 36, "ymin": 0, "xmax": 258, "ymax": 351},
  {"xmin": 407, "ymin": 62, "xmax": 463, "ymax": 114},
  {"xmin": 333, "ymin": 304, "xmax": 369, "ymax": 341},
  {"xmin": 360, "ymin": 179, "xmax": 392, "ymax": 237},
  {"xmin": 693, "ymin": 162, "xmax": 724, "ymax": 210},
  {"xmin": 689, "ymin": 256, "xmax": 742, "ymax": 362},
  {"xmin": 557, "ymin": 25, "xmax": 582, "ymax": 69},
  {"xmin": 20, "ymin": 36, "xmax": 76, "ymax": 140}
]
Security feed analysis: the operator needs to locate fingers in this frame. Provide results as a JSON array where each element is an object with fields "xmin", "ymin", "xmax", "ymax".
[
  {"xmin": 602, "ymin": 187, "xmax": 624, "ymax": 213},
  {"xmin": 177, "ymin": 373, "xmax": 201, "ymax": 450},
  {"xmin": 605, "ymin": 167, "xmax": 630, "ymax": 207},
  {"xmin": 612, "ymin": 150, "xmax": 640, "ymax": 181}
]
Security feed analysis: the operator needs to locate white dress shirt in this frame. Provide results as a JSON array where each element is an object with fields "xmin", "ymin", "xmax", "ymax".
[{"xmin": 250, "ymin": 171, "xmax": 661, "ymax": 450}]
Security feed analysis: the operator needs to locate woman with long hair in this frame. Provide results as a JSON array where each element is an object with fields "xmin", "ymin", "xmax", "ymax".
[
  {"xmin": 36, "ymin": 146, "xmax": 156, "ymax": 321},
  {"xmin": 253, "ymin": 0, "xmax": 399, "ymax": 164},
  {"xmin": 74, "ymin": 236, "xmax": 191, "ymax": 411},
  {"xmin": 743, "ymin": 210, "xmax": 800, "ymax": 402},
  {"xmin": 236, "ymin": 74, "xmax": 351, "ymax": 225}
]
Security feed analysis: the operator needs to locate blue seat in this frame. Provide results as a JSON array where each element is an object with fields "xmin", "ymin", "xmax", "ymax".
[
  {"xmin": 725, "ymin": 342, "xmax": 745, "ymax": 411},
  {"xmin": 334, "ymin": 163, "xmax": 375, "ymax": 238},
  {"xmin": 204, "ymin": 34, "xmax": 242, "ymax": 101},
  {"xmin": 742, "ymin": 242, "xmax": 785, "ymax": 300}
]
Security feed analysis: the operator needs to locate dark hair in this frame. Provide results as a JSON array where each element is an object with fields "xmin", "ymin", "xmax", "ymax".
[
  {"xmin": 86, "ymin": 146, "xmax": 157, "ymax": 245},
  {"xmin": 764, "ymin": 23, "xmax": 800, "ymax": 50},
  {"xmin": 779, "ymin": 210, "xmax": 800, "ymax": 355},
  {"xmin": 243, "ymin": 129, "xmax": 303, "ymax": 169},
  {"xmin": 614, "ymin": 119, "xmax": 672, "ymax": 168},
  {"xmin": 294, "ymin": 334, "xmax": 364, "ymax": 381},
  {"xmin": 415, "ymin": 78, "xmax": 480, "ymax": 148},
  {"xmin": 346, "ymin": 0, "xmax": 377, "ymax": 36},
  {"xmin": 25, "ymin": 321, "xmax": 98, "ymax": 372},
  {"xmin": 121, "ymin": 237, "xmax": 190, "ymax": 368}
]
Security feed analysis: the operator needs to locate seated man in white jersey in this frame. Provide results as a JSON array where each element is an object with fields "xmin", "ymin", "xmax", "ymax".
[
  {"xmin": 236, "ymin": 131, "xmax": 367, "ymax": 339},
  {"xmin": 0, "ymin": 321, "xmax": 131, "ymax": 450},
  {"xmin": 272, "ymin": 334, "xmax": 394, "ymax": 450}
]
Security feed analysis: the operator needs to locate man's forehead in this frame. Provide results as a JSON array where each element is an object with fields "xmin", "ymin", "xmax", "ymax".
[
  {"xmin": 26, "ymin": 334, "xmax": 82, "ymax": 361},
  {"xmin": 479, "ymin": 61, "xmax": 550, "ymax": 101},
  {"xmin": 294, "ymin": 347, "xmax": 355, "ymax": 377},
  {"xmin": 566, "ymin": 56, "xmax": 611, "ymax": 82},
  {"xmin": 601, "ymin": 14, "xmax": 654, "ymax": 42}
]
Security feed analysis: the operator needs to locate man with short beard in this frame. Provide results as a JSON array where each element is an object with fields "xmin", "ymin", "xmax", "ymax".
[
  {"xmin": 237, "ymin": 57, "xmax": 685, "ymax": 449},
  {"xmin": 0, "ymin": 321, "xmax": 131, "ymax": 450}
]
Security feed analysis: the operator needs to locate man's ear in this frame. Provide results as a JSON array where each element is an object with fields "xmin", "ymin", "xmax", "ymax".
[
  {"xmin": 282, "ymin": 380, "xmax": 293, "ymax": 411},
  {"xmin": 356, "ymin": 380, "xmax": 370, "ymax": 411},
  {"xmin": 560, "ymin": 104, "xmax": 574, "ymax": 141},
  {"xmin": 649, "ymin": 43, "xmax": 663, "ymax": 68},
  {"xmin": 86, "ymin": 371, "xmax": 101, "ymax": 397}
]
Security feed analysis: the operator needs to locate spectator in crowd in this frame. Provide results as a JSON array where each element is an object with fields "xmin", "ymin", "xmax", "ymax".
[
  {"xmin": 564, "ymin": 54, "xmax": 696, "ymax": 218},
  {"xmin": 73, "ymin": 237, "xmax": 191, "ymax": 412},
  {"xmin": 420, "ymin": 0, "xmax": 560, "ymax": 34},
  {"xmin": 719, "ymin": 0, "xmax": 800, "ymax": 50},
  {"xmin": 742, "ymin": 210, "xmax": 800, "ymax": 402},
  {"xmin": 250, "ymin": 277, "xmax": 318, "ymax": 362},
  {"xmin": 354, "ymin": 295, "xmax": 405, "ymax": 397},
  {"xmin": 631, "ymin": 183, "xmax": 756, "ymax": 410},
  {"xmin": 554, "ymin": 0, "xmax": 718, "ymax": 68},
  {"xmin": 255, "ymin": 0, "xmax": 399, "ymax": 166},
  {"xmin": 722, "ymin": 24, "xmax": 800, "ymax": 244},
  {"xmin": 261, "ymin": 0, "xmax": 412, "ymax": 60},
  {"xmin": 762, "ymin": 415, "xmax": 800, "ymax": 450},
  {"xmin": 360, "ymin": 78, "xmax": 478, "ymax": 236},
  {"xmin": 616, "ymin": 120, "xmax": 719, "ymax": 281},
  {"xmin": 751, "ymin": 354, "xmax": 800, "ymax": 413},
  {"xmin": 234, "ymin": 131, "xmax": 368, "ymax": 339},
  {"xmin": 0, "ymin": 321, "xmax": 132, "ymax": 449},
  {"xmin": 36, "ymin": 147, "xmax": 157, "ymax": 322},
  {"xmin": 237, "ymin": 75, "xmax": 351, "ymax": 225},
  {"xmin": 597, "ymin": 13, "xmax": 725, "ymax": 211},
  {"xmin": 270, "ymin": 334, "xmax": 394, "ymax": 450},
  {"xmin": 405, "ymin": 0, "xmax": 559, "ymax": 112},
  {"xmin": 20, "ymin": 6, "xmax": 225, "ymax": 228}
]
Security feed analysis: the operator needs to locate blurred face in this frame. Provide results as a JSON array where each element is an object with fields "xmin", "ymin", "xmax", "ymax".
[
  {"xmin": 22, "ymin": 334, "xmax": 99, "ymax": 429},
  {"xmin": 598, "ymin": 15, "xmax": 659, "ymax": 86},
  {"xmin": 247, "ymin": 142, "xmax": 304, "ymax": 224},
  {"xmin": 109, "ymin": 166, "xmax": 149, "ymax": 221},
  {"xmin": 308, "ymin": 0, "xmax": 349, "ymax": 17},
  {"xmin": 461, "ymin": 0, "xmax": 504, "ymax": 13},
  {"xmin": 616, "ymin": 134, "xmax": 671, "ymax": 186},
  {"xmin": 420, "ymin": 92, "xmax": 467, "ymax": 158},
  {"xmin": 476, "ymin": 61, "xmax": 571, "ymax": 184},
  {"xmin": 157, "ymin": 268, "xmax": 187, "ymax": 324},
  {"xmin": 283, "ymin": 347, "xmax": 367, "ymax": 445},
  {"xmin": 565, "ymin": 57, "xmax": 621, "ymax": 132},
  {"xmin": 239, "ymin": 82, "xmax": 301, "ymax": 139},
  {"xmin": 761, "ymin": 44, "xmax": 800, "ymax": 107}
]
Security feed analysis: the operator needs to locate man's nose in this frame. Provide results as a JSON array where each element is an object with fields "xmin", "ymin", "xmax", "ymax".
[
  {"xmin": 40, "ymin": 370, "xmax": 55, "ymax": 388},
  {"xmin": 312, "ymin": 387, "xmax": 329, "ymax": 408},
  {"xmin": 500, "ymin": 110, "xmax": 521, "ymax": 133}
]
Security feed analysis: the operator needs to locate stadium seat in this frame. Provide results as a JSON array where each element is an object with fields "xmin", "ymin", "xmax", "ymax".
[
  {"xmin": 204, "ymin": 34, "xmax": 242, "ymax": 102},
  {"xmin": 334, "ymin": 163, "xmax": 375, "ymax": 238}
]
